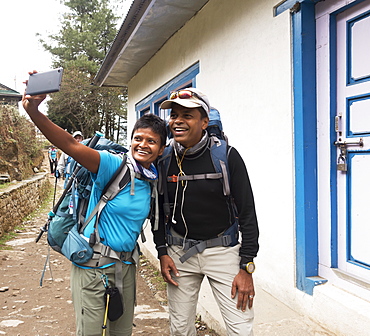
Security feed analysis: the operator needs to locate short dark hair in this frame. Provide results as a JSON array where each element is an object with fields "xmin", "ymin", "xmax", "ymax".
[
  {"xmin": 131, "ymin": 113, "xmax": 167, "ymax": 147},
  {"xmin": 199, "ymin": 107, "xmax": 208, "ymax": 119}
]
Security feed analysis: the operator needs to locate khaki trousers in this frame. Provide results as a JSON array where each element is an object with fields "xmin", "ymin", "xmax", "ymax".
[
  {"xmin": 71, "ymin": 263, "xmax": 136, "ymax": 336},
  {"xmin": 167, "ymin": 243, "xmax": 254, "ymax": 336}
]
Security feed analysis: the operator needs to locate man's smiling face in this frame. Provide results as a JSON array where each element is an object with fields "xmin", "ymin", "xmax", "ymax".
[{"xmin": 168, "ymin": 104, "xmax": 209, "ymax": 148}]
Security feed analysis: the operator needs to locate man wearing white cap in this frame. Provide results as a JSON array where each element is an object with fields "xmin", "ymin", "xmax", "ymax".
[
  {"xmin": 56, "ymin": 131, "xmax": 84, "ymax": 187},
  {"xmin": 153, "ymin": 88, "xmax": 259, "ymax": 335}
]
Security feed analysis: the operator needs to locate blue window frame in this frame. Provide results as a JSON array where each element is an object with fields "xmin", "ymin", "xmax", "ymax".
[
  {"xmin": 139, "ymin": 107, "xmax": 150, "ymax": 117},
  {"xmin": 135, "ymin": 62, "xmax": 200, "ymax": 119}
]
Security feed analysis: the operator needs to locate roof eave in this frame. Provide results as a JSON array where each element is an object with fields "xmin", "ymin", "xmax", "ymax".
[
  {"xmin": 94, "ymin": 0, "xmax": 153, "ymax": 87},
  {"xmin": 94, "ymin": 0, "xmax": 210, "ymax": 87}
]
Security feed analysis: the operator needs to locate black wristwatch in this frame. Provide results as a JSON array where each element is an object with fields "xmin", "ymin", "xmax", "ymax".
[{"xmin": 240, "ymin": 262, "xmax": 255, "ymax": 274}]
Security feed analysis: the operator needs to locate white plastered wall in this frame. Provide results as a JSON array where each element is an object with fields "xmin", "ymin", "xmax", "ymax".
[
  {"xmin": 128, "ymin": 0, "xmax": 296, "ymax": 333},
  {"xmin": 125, "ymin": 0, "xmax": 370, "ymax": 334}
]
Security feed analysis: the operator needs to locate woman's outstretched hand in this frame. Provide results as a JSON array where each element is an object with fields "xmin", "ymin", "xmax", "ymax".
[{"xmin": 22, "ymin": 71, "xmax": 47, "ymax": 113}]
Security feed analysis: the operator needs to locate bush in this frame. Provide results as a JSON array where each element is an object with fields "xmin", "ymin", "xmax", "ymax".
[{"xmin": 0, "ymin": 105, "xmax": 44, "ymax": 180}]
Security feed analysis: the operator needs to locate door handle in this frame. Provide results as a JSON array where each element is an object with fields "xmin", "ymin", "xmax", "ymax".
[{"xmin": 334, "ymin": 138, "xmax": 363, "ymax": 147}]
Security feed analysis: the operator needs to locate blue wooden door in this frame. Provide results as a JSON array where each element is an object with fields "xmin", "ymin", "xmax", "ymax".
[
  {"xmin": 336, "ymin": 1, "xmax": 370, "ymax": 280},
  {"xmin": 317, "ymin": 0, "xmax": 370, "ymax": 286}
]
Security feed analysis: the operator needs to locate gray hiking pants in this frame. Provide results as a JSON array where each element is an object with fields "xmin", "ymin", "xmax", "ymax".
[
  {"xmin": 167, "ymin": 243, "xmax": 254, "ymax": 336},
  {"xmin": 71, "ymin": 262, "xmax": 136, "ymax": 336}
]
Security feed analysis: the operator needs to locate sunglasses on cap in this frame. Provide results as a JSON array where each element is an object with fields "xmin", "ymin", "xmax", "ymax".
[{"xmin": 169, "ymin": 89, "xmax": 207, "ymax": 105}]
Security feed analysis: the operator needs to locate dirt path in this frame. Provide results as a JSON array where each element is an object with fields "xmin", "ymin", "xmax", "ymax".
[{"xmin": 0, "ymin": 175, "xmax": 218, "ymax": 336}]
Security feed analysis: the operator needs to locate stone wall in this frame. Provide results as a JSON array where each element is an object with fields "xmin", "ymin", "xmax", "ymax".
[{"xmin": 0, "ymin": 173, "xmax": 51, "ymax": 237}]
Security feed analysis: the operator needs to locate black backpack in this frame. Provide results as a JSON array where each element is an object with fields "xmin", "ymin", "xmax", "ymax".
[{"xmin": 156, "ymin": 108, "xmax": 239, "ymax": 263}]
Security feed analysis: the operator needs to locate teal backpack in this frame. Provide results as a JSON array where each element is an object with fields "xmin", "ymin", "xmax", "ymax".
[{"xmin": 36, "ymin": 132, "xmax": 130, "ymax": 264}]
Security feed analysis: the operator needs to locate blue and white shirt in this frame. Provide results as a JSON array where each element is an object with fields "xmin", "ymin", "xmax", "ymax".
[{"xmin": 82, "ymin": 151, "xmax": 152, "ymax": 253}]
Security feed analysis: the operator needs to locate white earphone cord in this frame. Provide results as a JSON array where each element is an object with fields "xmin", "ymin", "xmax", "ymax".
[
  {"xmin": 170, "ymin": 179, "xmax": 189, "ymax": 253},
  {"xmin": 171, "ymin": 148, "xmax": 189, "ymax": 253}
]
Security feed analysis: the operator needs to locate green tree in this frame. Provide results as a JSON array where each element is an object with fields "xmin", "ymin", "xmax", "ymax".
[{"xmin": 38, "ymin": 0, "xmax": 127, "ymax": 141}]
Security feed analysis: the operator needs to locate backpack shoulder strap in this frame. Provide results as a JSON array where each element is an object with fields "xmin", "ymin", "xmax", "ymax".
[
  {"xmin": 153, "ymin": 141, "xmax": 174, "ymax": 228},
  {"xmin": 102, "ymin": 155, "xmax": 132, "ymax": 199},
  {"xmin": 157, "ymin": 141, "xmax": 174, "ymax": 195},
  {"xmin": 80, "ymin": 155, "xmax": 131, "ymax": 235},
  {"xmin": 209, "ymin": 136, "xmax": 231, "ymax": 196}
]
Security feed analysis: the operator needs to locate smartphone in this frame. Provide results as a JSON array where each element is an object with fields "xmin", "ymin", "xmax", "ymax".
[{"xmin": 25, "ymin": 68, "xmax": 64, "ymax": 96}]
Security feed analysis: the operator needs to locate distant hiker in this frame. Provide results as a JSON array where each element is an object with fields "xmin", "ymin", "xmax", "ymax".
[
  {"xmin": 153, "ymin": 88, "xmax": 259, "ymax": 336},
  {"xmin": 48, "ymin": 146, "xmax": 58, "ymax": 175},
  {"xmin": 56, "ymin": 130, "xmax": 84, "ymax": 188},
  {"xmin": 22, "ymin": 74, "xmax": 167, "ymax": 336}
]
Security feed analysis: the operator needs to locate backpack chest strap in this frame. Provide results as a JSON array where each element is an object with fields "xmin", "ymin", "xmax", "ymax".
[{"xmin": 167, "ymin": 172, "xmax": 222, "ymax": 182}]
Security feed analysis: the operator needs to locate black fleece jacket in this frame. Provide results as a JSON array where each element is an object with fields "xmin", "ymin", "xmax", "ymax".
[{"xmin": 152, "ymin": 139, "xmax": 259, "ymax": 265}]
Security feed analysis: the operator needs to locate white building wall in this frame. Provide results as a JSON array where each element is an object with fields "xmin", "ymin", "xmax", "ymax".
[
  {"xmin": 126, "ymin": 0, "xmax": 324, "ymax": 333},
  {"xmin": 125, "ymin": 0, "xmax": 370, "ymax": 334}
]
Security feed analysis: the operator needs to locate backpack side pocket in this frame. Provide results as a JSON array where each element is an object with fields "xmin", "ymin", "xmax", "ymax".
[{"xmin": 61, "ymin": 224, "xmax": 93, "ymax": 264}]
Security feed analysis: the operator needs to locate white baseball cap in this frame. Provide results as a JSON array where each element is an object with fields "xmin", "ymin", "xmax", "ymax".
[
  {"xmin": 72, "ymin": 131, "xmax": 83, "ymax": 138},
  {"xmin": 160, "ymin": 88, "xmax": 210, "ymax": 116}
]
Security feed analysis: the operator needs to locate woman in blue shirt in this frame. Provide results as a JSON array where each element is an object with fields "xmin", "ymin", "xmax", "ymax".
[{"xmin": 22, "ymin": 83, "xmax": 167, "ymax": 336}]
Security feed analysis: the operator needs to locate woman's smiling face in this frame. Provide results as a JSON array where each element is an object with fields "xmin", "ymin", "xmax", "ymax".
[{"xmin": 130, "ymin": 128, "xmax": 164, "ymax": 168}]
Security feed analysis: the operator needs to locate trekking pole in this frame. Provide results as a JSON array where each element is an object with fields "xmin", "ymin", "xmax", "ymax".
[
  {"xmin": 102, "ymin": 294, "xmax": 110, "ymax": 336},
  {"xmin": 37, "ymin": 179, "xmax": 57, "ymax": 284},
  {"xmin": 101, "ymin": 274, "xmax": 109, "ymax": 336},
  {"xmin": 35, "ymin": 131, "xmax": 103, "ymax": 242},
  {"xmin": 37, "ymin": 177, "xmax": 58, "ymax": 283},
  {"xmin": 35, "ymin": 169, "xmax": 59, "ymax": 243},
  {"xmin": 35, "ymin": 176, "xmax": 58, "ymax": 287},
  {"xmin": 52, "ymin": 171, "xmax": 58, "ymax": 207},
  {"xmin": 35, "ymin": 215, "xmax": 52, "ymax": 243}
]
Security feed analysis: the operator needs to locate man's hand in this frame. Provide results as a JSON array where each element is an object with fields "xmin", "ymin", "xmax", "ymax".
[
  {"xmin": 159, "ymin": 255, "xmax": 180, "ymax": 286},
  {"xmin": 231, "ymin": 270, "xmax": 255, "ymax": 311}
]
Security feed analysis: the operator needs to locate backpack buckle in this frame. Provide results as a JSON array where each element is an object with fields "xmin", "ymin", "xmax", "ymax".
[
  {"xmin": 221, "ymin": 234, "xmax": 232, "ymax": 246},
  {"xmin": 187, "ymin": 239, "xmax": 201, "ymax": 249},
  {"xmin": 168, "ymin": 175, "xmax": 178, "ymax": 182}
]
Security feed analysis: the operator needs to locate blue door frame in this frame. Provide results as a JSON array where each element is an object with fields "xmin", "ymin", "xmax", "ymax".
[
  {"xmin": 276, "ymin": 0, "xmax": 366, "ymax": 295},
  {"xmin": 290, "ymin": 0, "xmax": 324, "ymax": 295},
  {"xmin": 276, "ymin": 0, "xmax": 326, "ymax": 296}
]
